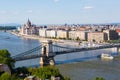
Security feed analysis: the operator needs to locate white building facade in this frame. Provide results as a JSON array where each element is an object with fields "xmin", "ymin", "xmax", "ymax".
[
  {"xmin": 69, "ymin": 31, "xmax": 88, "ymax": 40},
  {"xmin": 57, "ymin": 30, "xmax": 69, "ymax": 39},
  {"xmin": 46, "ymin": 30, "xmax": 57, "ymax": 38}
]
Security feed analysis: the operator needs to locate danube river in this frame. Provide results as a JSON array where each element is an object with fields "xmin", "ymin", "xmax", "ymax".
[
  {"xmin": 0, "ymin": 31, "xmax": 41, "ymax": 67},
  {"xmin": 0, "ymin": 31, "xmax": 120, "ymax": 80}
]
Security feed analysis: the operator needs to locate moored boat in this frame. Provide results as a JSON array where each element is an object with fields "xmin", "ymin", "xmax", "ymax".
[{"xmin": 101, "ymin": 53, "xmax": 113, "ymax": 60}]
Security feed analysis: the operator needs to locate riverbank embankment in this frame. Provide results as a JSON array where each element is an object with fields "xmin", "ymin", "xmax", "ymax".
[{"xmin": 10, "ymin": 31, "xmax": 80, "ymax": 46}]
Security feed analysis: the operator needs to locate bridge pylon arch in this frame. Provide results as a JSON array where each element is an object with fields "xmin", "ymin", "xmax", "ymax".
[{"xmin": 40, "ymin": 40, "xmax": 55, "ymax": 67}]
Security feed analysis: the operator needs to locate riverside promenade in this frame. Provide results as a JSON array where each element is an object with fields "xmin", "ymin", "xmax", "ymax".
[
  {"xmin": 10, "ymin": 31, "xmax": 112, "ymax": 49},
  {"xmin": 10, "ymin": 31, "xmax": 57, "ymax": 42},
  {"xmin": 10, "ymin": 31, "xmax": 80, "ymax": 46}
]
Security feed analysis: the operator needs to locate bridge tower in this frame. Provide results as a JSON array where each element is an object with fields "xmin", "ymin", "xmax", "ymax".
[{"xmin": 40, "ymin": 40, "xmax": 55, "ymax": 66}]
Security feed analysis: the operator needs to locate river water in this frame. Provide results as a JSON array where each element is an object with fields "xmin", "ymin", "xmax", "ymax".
[
  {"xmin": 0, "ymin": 31, "xmax": 41, "ymax": 67},
  {"xmin": 0, "ymin": 31, "xmax": 120, "ymax": 80}
]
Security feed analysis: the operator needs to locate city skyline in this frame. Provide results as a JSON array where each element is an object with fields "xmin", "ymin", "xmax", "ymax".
[{"xmin": 0, "ymin": 0, "xmax": 120, "ymax": 24}]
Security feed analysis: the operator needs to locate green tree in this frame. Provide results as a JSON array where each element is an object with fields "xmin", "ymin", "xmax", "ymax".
[
  {"xmin": 0, "ymin": 49, "xmax": 15, "ymax": 70},
  {"xmin": 0, "ymin": 72, "xmax": 17, "ymax": 80},
  {"xmin": 94, "ymin": 77, "xmax": 105, "ymax": 80},
  {"xmin": 76, "ymin": 37, "xmax": 80, "ymax": 41},
  {"xmin": 29, "ymin": 66, "xmax": 61, "ymax": 80},
  {"xmin": 28, "ymin": 66, "xmax": 71, "ymax": 80},
  {"xmin": 16, "ymin": 67, "xmax": 29, "ymax": 74},
  {"xmin": 64, "ymin": 76, "xmax": 71, "ymax": 80},
  {"xmin": 0, "ymin": 72, "xmax": 11, "ymax": 80}
]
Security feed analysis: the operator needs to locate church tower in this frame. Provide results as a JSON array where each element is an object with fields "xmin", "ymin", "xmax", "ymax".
[{"xmin": 26, "ymin": 19, "xmax": 31, "ymax": 28}]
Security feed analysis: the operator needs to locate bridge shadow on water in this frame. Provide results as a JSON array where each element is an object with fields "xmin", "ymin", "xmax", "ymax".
[
  {"xmin": 30, "ymin": 56, "xmax": 99, "ymax": 68},
  {"xmin": 56, "ymin": 56, "xmax": 100, "ymax": 65},
  {"xmin": 28, "ymin": 55, "xmax": 100, "ymax": 68}
]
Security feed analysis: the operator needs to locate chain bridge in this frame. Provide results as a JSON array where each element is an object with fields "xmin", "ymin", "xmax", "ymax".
[{"xmin": 12, "ymin": 40, "xmax": 120, "ymax": 66}]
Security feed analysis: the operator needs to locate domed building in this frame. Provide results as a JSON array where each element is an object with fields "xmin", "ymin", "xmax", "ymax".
[
  {"xmin": 26, "ymin": 19, "xmax": 31, "ymax": 28},
  {"xmin": 19, "ymin": 19, "xmax": 39, "ymax": 35}
]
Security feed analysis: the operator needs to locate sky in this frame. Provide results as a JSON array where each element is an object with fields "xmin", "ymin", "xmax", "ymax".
[{"xmin": 0, "ymin": 0, "xmax": 120, "ymax": 24}]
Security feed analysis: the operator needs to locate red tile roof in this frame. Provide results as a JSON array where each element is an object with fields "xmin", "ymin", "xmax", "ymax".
[{"xmin": 116, "ymin": 29, "xmax": 120, "ymax": 33}]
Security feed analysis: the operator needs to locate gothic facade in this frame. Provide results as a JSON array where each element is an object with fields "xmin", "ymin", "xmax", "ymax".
[{"xmin": 19, "ymin": 19, "xmax": 39, "ymax": 35}]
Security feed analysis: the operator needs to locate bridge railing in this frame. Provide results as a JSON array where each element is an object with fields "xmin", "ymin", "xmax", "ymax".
[{"xmin": 52, "ymin": 43, "xmax": 120, "ymax": 55}]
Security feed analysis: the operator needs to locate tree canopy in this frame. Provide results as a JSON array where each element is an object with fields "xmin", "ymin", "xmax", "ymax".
[
  {"xmin": 94, "ymin": 77, "xmax": 105, "ymax": 80},
  {"xmin": 0, "ymin": 26, "xmax": 16, "ymax": 30},
  {"xmin": 28, "ymin": 66, "xmax": 60, "ymax": 80},
  {"xmin": 0, "ymin": 72, "xmax": 18, "ymax": 80},
  {"xmin": 0, "ymin": 49, "xmax": 15, "ymax": 70}
]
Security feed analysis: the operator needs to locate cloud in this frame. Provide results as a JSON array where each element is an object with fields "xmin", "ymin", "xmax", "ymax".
[
  {"xmin": 53, "ymin": 0, "xmax": 60, "ymax": 2},
  {"xmin": 27, "ymin": 10, "xmax": 33, "ymax": 13},
  {"xmin": 84, "ymin": 6, "xmax": 94, "ymax": 9}
]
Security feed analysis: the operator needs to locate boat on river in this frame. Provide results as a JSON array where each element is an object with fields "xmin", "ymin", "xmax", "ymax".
[{"xmin": 101, "ymin": 53, "xmax": 114, "ymax": 60}]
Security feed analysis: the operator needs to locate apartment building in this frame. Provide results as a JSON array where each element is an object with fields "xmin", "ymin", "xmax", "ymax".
[
  {"xmin": 46, "ymin": 30, "xmax": 57, "ymax": 38},
  {"xmin": 39, "ymin": 29, "xmax": 47, "ymax": 37},
  {"xmin": 88, "ymin": 32, "xmax": 107, "ymax": 42},
  {"xmin": 57, "ymin": 30, "xmax": 69, "ymax": 39},
  {"xmin": 69, "ymin": 31, "xmax": 87, "ymax": 40},
  {"xmin": 115, "ymin": 29, "xmax": 120, "ymax": 38},
  {"xmin": 103, "ymin": 30, "xmax": 118, "ymax": 40}
]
